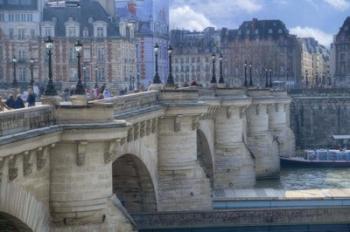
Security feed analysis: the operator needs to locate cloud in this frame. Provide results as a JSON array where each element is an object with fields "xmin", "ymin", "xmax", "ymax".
[
  {"xmin": 323, "ymin": 0, "xmax": 350, "ymax": 10},
  {"xmin": 290, "ymin": 26, "xmax": 333, "ymax": 47},
  {"xmin": 171, "ymin": 0, "xmax": 262, "ymax": 21},
  {"xmin": 170, "ymin": 5, "xmax": 215, "ymax": 31}
]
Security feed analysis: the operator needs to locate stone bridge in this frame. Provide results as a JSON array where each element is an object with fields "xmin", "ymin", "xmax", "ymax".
[{"xmin": 0, "ymin": 87, "xmax": 294, "ymax": 231}]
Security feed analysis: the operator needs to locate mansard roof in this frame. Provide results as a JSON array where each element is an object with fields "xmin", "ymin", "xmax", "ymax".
[
  {"xmin": 235, "ymin": 18, "xmax": 289, "ymax": 40},
  {"xmin": 336, "ymin": 17, "xmax": 350, "ymax": 42},
  {"xmin": 43, "ymin": 0, "xmax": 119, "ymax": 37},
  {"xmin": 0, "ymin": 0, "xmax": 38, "ymax": 11}
]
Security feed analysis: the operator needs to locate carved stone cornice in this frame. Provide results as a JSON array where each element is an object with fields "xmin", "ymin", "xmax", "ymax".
[
  {"xmin": 192, "ymin": 116, "xmax": 200, "ymax": 131},
  {"xmin": 8, "ymin": 156, "xmax": 18, "ymax": 181},
  {"xmin": 104, "ymin": 139, "xmax": 119, "ymax": 164},
  {"xmin": 23, "ymin": 151, "xmax": 33, "ymax": 177},
  {"xmin": 174, "ymin": 115, "xmax": 183, "ymax": 132}
]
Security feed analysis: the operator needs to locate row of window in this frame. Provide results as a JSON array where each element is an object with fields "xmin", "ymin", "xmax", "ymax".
[
  {"xmin": 8, "ymin": 26, "xmax": 107, "ymax": 39},
  {"xmin": 0, "ymin": 13, "xmax": 33, "ymax": 22}
]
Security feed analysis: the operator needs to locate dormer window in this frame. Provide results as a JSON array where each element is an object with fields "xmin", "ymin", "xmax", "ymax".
[
  {"xmin": 83, "ymin": 27, "xmax": 89, "ymax": 37},
  {"xmin": 97, "ymin": 27, "xmax": 104, "ymax": 37},
  {"xmin": 255, "ymin": 29, "xmax": 259, "ymax": 34},
  {"xmin": 278, "ymin": 29, "xmax": 283, "ymax": 34},
  {"xmin": 68, "ymin": 27, "xmax": 77, "ymax": 37},
  {"xmin": 93, "ymin": 21, "xmax": 107, "ymax": 38},
  {"xmin": 65, "ymin": 18, "xmax": 80, "ymax": 37},
  {"xmin": 246, "ymin": 30, "xmax": 250, "ymax": 35},
  {"xmin": 268, "ymin": 29, "xmax": 273, "ymax": 34}
]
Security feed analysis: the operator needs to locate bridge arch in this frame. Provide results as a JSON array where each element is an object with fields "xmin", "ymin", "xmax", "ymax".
[
  {"xmin": 197, "ymin": 128, "xmax": 215, "ymax": 187},
  {"xmin": 112, "ymin": 154, "xmax": 157, "ymax": 213},
  {"xmin": 0, "ymin": 183, "xmax": 49, "ymax": 232}
]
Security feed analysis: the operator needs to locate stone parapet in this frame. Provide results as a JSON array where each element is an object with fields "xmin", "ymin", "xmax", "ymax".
[{"xmin": 0, "ymin": 105, "xmax": 55, "ymax": 137}]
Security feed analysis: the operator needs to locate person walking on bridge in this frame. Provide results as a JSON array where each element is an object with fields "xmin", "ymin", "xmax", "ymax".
[{"xmin": 0, "ymin": 96, "xmax": 10, "ymax": 111}]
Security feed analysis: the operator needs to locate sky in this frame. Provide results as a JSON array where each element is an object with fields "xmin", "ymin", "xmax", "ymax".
[{"xmin": 169, "ymin": 0, "xmax": 350, "ymax": 47}]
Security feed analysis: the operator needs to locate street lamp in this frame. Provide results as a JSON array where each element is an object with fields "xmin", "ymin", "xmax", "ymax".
[
  {"xmin": 210, "ymin": 53, "xmax": 217, "ymax": 84},
  {"xmin": 269, "ymin": 68, "xmax": 272, "ymax": 87},
  {"xmin": 44, "ymin": 36, "xmax": 57, "ymax": 96},
  {"xmin": 305, "ymin": 70, "xmax": 309, "ymax": 88},
  {"xmin": 95, "ymin": 66, "xmax": 99, "ymax": 88},
  {"xmin": 218, "ymin": 54, "xmax": 224, "ymax": 84},
  {"xmin": 12, "ymin": 56, "xmax": 18, "ymax": 88},
  {"xmin": 82, "ymin": 65, "xmax": 87, "ymax": 88},
  {"xmin": 166, "ymin": 45, "xmax": 174, "ymax": 87},
  {"xmin": 265, "ymin": 68, "xmax": 268, "ymax": 88},
  {"xmin": 244, "ymin": 61, "xmax": 248, "ymax": 87},
  {"xmin": 153, "ymin": 43, "xmax": 161, "ymax": 84},
  {"xmin": 29, "ymin": 58, "xmax": 35, "ymax": 87},
  {"xmin": 74, "ymin": 40, "xmax": 85, "ymax": 95},
  {"xmin": 249, "ymin": 63, "xmax": 253, "ymax": 86}
]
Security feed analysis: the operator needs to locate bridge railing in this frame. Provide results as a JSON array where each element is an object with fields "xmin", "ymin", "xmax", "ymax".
[
  {"xmin": 0, "ymin": 106, "xmax": 55, "ymax": 137},
  {"xmin": 98, "ymin": 91, "xmax": 159, "ymax": 116}
]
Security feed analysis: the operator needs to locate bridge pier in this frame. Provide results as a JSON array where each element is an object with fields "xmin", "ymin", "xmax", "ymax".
[
  {"xmin": 157, "ymin": 97, "xmax": 212, "ymax": 211},
  {"xmin": 214, "ymin": 104, "xmax": 256, "ymax": 189},
  {"xmin": 268, "ymin": 91, "xmax": 295, "ymax": 158},
  {"xmin": 49, "ymin": 104, "xmax": 134, "ymax": 231},
  {"xmin": 247, "ymin": 89, "xmax": 279, "ymax": 179}
]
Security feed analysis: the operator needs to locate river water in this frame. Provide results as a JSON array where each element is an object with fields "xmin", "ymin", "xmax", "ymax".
[
  {"xmin": 256, "ymin": 166, "xmax": 350, "ymax": 190},
  {"xmin": 141, "ymin": 167, "xmax": 350, "ymax": 232}
]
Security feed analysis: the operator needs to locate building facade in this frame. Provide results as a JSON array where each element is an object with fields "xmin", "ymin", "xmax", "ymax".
[
  {"xmin": 170, "ymin": 27, "xmax": 221, "ymax": 87},
  {"xmin": 116, "ymin": 0, "xmax": 169, "ymax": 89},
  {"xmin": 333, "ymin": 17, "xmax": 350, "ymax": 87},
  {"xmin": 299, "ymin": 37, "xmax": 330, "ymax": 87},
  {"xmin": 221, "ymin": 18, "xmax": 302, "ymax": 88},
  {"xmin": 0, "ymin": 0, "xmax": 136, "ymax": 94}
]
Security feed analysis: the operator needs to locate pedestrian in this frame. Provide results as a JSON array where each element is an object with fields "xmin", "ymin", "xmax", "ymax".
[
  {"xmin": 14, "ymin": 94, "xmax": 25, "ymax": 109},
  {"xmin": 103, "ymin": 88, "xmax": 112, "ymax": 99},
  {"xmin": 27, "ymin": 88, "xmax": 36, "ymax": 107},
  {"xmin": 5, "ymin": 94, "xmax": 15, "ymax": 109},
  {"xmin": 0, "ymin": 96, "xmax": 10, "ymax": 111}
]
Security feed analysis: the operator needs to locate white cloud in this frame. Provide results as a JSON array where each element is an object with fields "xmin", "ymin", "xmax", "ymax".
[
  {"xmin": 290, "ymin": 26, "xmax": 333, "ymax": 47},
  {"xmin": 323, "ymin": 0, "xmax": 350, "ymax": 10},
  {"xmin": 170, "ymin": 5, "xmax": 215, "ymax": 31},
  {"xmin": 171, "ymin": 0, "xmax": 262, "ymax": 20}
]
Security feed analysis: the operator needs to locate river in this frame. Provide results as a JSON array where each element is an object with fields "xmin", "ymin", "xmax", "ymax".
[{"xmin": 256, "ymin": 166, "xmax": 350, "ymax": 190}]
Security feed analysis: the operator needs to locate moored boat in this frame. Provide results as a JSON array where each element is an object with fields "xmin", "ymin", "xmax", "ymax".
[{"xmin": 281, "ymin": 149, "xmax": 350, "ymax": 167}]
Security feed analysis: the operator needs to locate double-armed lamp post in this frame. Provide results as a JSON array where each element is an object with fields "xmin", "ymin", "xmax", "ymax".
[
  {"xmin": 12, "ymin": 56, "xmax": 18, "ymax": 88},
  {"xmin": 74, "ymin": 40, "xmax": 85, "ymax": 95},
  {"xmin": 210, "ymin": 53, "xmax": 217, "ymax": 84},
  {"xmin": 29, "ymin": 58, "xmax": 35, "ymax": 87},
  {"xmin": 153, "ymin": 43, "xmax": 161, "ymax": 84},
  {"xmin": 166, "ymin": 45, "xmax": 175, "ymax": 87},
  {"xmin": 44, "ymin": 36, "xmax": 57, "ymax": 96},
  {"xmin": 218, "ymin": 54, "xmax": 224, "ymax": 84}
]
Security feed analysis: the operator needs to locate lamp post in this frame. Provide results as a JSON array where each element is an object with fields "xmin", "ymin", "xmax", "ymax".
[
  {"xmin": 82, "ymin": 65, "xmax": 87, "ymax": 88},
  {"xmin": 265, "ymin": 68, "xmax": 268, "ymax": 88},
  {"xmin": 305, "ymin": 70, "xmax": 309, "ymax": 88},
  {"xmin": 74, "ymin": 40, "xmax": 85, "ymax": 95},
  {"xmin": 210, "ymin": 53, "xmax": 217, "ymax": 84},
  {"xmin": 12, "ymin": 56, "xmax": 18, "ymax": 88},
  {"xmin": 44, "ymin": 36, "xmax": 57, "ymax": 96},
  {"xmin": 249, "ymin": 63, "xmax": 253, "ymax": 86},
  {"xmin": 29, "ymin": 58, "xmax": 34, "ymax": 87},
  {"xmin": 95, "ymin": 66, "xmax": 99, "ymax": 88},
  {"xmin": 218, "ymin": 54, "xmax": 224, "ymax": 84},
  {"xmin": 166, "ymin": 45, "xmax": 175, "ymax": 87},
  {"xmin": 269, "ymin": 68, "xmax": 272, "ymax": 87},
  {"xmin": 244, "ymin": 61, "xmax": 248, "ymax": 87},
  {"xmin": 153, "ymin": 43, "xmax": 161, "ymax": 84}
]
